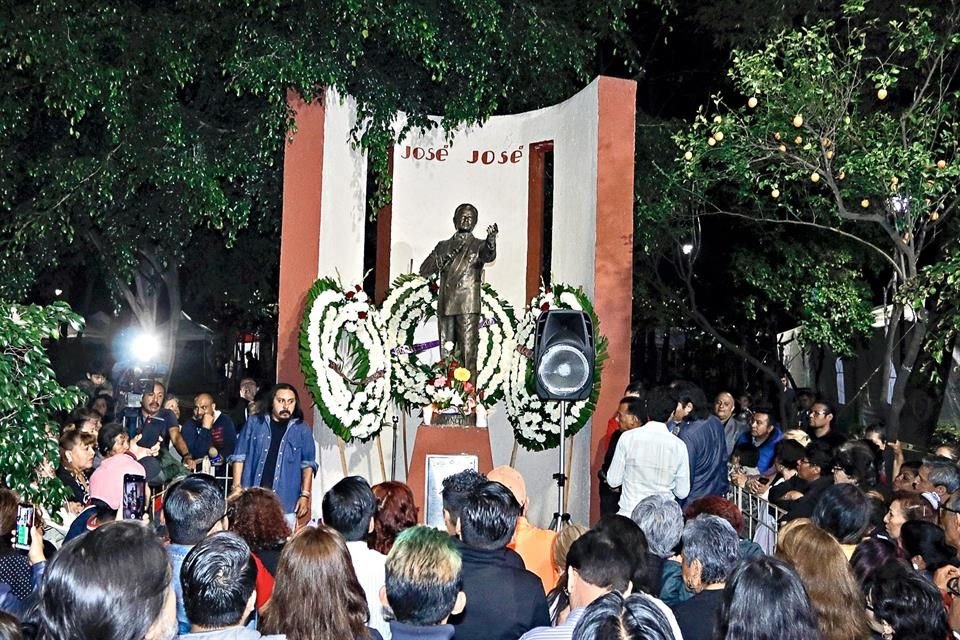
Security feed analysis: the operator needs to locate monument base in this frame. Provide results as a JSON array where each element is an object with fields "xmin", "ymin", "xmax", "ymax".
[{"xmin": 407, "ymin": 424, "xmax": 494, "ymax": 524}]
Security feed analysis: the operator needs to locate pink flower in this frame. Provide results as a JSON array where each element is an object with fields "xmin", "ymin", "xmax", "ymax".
[{"xmin": 434, "ymin": 376, "xmax": 448, "ymax": 388}]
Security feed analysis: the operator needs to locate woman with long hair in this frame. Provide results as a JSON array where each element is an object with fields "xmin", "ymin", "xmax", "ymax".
[
  {"xmin": 777, "ymin": 521, "xmax": 870, "ymax": 640},
  {"xmin": 715, "ymin": 556, "xmax": 821, "ymax": 640},
  {"xmin": 262, "ymin": 525, "xmax": 377, "ymax": 640},
  {"xmin": 369, "ymin": 481, "xmax": 419, "ymax": 555}
]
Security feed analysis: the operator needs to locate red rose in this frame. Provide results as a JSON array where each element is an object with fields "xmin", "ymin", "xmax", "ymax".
[
  {"xmin": 540, "ymin": 302, "xmax": 550, "ymax": 311},
  {"xmin": 358, "ymin": 311, "xmax": 368, "ymax": 319},
  {"xmin": 345, "ymin": 290, "xmax": 355, "ymax": 299},
  {"xmin": 355, "ymin": 284, "xmax": 362, "ymax": 292}
]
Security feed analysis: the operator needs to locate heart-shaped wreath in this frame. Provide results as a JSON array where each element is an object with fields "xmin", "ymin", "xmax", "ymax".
[
  {"xmin": 299, "ymin": 278, "xmax": 392, "ymax": 442},
  {"xmin": 504, "ymin": 284, "xmax": 608, "ymax": 451}
]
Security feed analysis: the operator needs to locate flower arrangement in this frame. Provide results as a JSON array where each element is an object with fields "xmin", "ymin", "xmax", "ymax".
[
  {"xmin": 504, "ymin": 283, "xmax": 608, "ymax": 451},
  {"xmin": 425, "ymin": 351, "xmax": 481, "ymax": 418},
  {"xmin": 382, "ymin": 273, "xmax": 515, "ymax": 412},
  {"xmin": 299, "ymin": 278, "xmax": 392, "ymax": 442}
]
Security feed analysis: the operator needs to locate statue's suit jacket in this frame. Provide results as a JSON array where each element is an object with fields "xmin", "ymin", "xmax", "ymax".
[{"xmin": 420, "ymin": 232, "xmax": 496, "ymax": 316}]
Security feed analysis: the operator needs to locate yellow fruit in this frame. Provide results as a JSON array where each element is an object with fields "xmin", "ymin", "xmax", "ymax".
[
  {"xmin": 748, "ymin": 96, "xmax": 758, "ymax": 108},
  {"xmin": 774, "ymin": 132, "xmax": 782, "ymax": 141},
  {"xmin": 771, "ymin": 188, "xmax": 780, "ymax": 199},
  {"xmin": 861, "ymin": 199, "xmax": 870, "ymax": 208},
  {"xmin": 826, "ymin": 150, "xmax": 834, "ymax": 159},
  {"xmin": 811, "ymin": 172, "xmax": 821, "ymax": 183},
  {"xmin": 877, "ymin": 88, "xmax": 888, "ymax": 100},
  {"xmin": 708, "ymin": 137, "xmax": 717, "ymax": 146},
  {"xmin": 931, "ymin": 211, "xmax": 941, "ymax": 221},
  {"xmin": 793, "ymin": 114, "xmax": 804, "ymax": 127},
  {"xmin": 795, "ymin": 136, "xmax": 803, "ymax": 145},
  {"xmin": 937, "ymin": 160, "xmax": 947, "ymax": 169},
  {"xmin": 713, "ymin": 115, "xmax": 723, "ymax": 124},
  {"xmin": 778, "ymin": 144, "xmax": 787, "ymax": 153},
  {"xmin": 714, "ymin": 131, "xmax": 724, "ymax": 141},
  {"xmin": 684, "ymin": 151, "xmax": 693, "ymax": 161}
]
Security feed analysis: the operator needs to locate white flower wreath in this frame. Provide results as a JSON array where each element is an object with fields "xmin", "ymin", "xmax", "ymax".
[
  {"xmin": 382, "ymin": 274, "xmax": 516, "ymax": 412},
  {"xmin": 505, "ymin": 284, "xmax": 607, "ymax": 451},
  {"xmin": 299, "ymin": 278, "xmax": 392, "ymax": 442}
]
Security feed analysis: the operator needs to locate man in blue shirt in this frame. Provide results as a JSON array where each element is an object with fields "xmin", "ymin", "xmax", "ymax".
[
  {"xmin": 733, "ymin": 407, "xmax": 783, "ymax": 475},
  {"xmin": 230, "ymin": 383, "xmax": 317, "ymax": 527}
]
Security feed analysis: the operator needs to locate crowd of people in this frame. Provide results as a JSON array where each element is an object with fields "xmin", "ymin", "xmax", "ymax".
[{"xmin": 2, "ymin": 364, "xmax": 960, "ymax": 639}]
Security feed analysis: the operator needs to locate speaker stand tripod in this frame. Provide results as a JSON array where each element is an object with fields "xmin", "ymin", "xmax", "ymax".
[{"xmin": 549, "ymin": 400, "xmax": 571, "ymax": 531}]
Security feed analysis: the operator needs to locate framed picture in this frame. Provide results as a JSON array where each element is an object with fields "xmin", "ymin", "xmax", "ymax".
[{"xmin": 424, "ymin": 454, "xmax": 479, "ymax": 528}]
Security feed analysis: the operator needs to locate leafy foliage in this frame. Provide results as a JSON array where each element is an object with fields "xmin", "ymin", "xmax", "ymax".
[{"xmin": 0, "ymin": 301, "xmax": 85, "ymax": 513}]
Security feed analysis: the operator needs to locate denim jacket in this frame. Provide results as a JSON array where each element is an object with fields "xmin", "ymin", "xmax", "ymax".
[{"xmin": 228, "ymin": 415, "xmax": 318, "ymax": 513}]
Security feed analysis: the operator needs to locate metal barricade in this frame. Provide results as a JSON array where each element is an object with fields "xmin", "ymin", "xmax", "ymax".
[{"xmin": 729, "ymin": 485, "xmax": 786, "ymax": 553}]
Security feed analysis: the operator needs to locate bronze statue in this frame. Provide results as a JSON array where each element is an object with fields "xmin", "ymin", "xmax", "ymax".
[{"xmin": 419, "ymin": 203, "xmax": 498, "ymax": 377}]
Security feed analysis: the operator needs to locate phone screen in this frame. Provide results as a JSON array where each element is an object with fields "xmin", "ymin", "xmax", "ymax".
[
  {"xmin": 14, "ymin": 504, "xmax": 34, "ymax": 550},
  {"xmin": 122, "ymin": 474, "xmax": 147, "ymax": 520}
]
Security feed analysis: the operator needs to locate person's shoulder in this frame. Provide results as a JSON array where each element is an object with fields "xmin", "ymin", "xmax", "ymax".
[{"xmin": 215, "ymin": 413, "xmax": 237, "ymax": 429}]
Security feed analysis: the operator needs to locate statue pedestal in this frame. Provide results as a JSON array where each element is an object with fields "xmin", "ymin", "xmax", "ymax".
[{"xmin": 407, "ymin": 424, "xmax": 494, "ymax": 524}]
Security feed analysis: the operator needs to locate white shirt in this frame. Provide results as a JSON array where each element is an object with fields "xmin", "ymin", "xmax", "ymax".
[
  {"xmin": 346, "ymin": 540, "xmax": 391, "ymax": 640},
  {"xmin": 606, "ymin": 421, "xmax": 691, "ymax": 516}
]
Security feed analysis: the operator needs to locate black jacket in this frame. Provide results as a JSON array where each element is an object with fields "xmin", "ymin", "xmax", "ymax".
[{"xmin": 449, "ymin": 540, "xmax": 550, "ymax": 640}]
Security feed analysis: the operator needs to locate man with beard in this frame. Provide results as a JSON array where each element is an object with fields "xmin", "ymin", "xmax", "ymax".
[{"xmin": 230, "ymin": 383, "xmax": 317, "ymax": 528}]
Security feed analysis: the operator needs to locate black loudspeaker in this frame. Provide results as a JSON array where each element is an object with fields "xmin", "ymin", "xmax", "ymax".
[{"xmin": 534, "ymin": 310, "xmax": 595, "ymax": 401}]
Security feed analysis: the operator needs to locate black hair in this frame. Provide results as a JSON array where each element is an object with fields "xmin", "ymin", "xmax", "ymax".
[
  {"xmin": 669, "ymin": 380, "xmax": 711, "ymax": 421},
  {"xmin": 163, "ymin": 474, "xmax": 226, "ymax": 545},
  {"xmin": 96, "ymin": 422, "xmax": 125, "ymax": 456},
  {"xmin": 572, "ymin": 592, "xmax": 675, "ymax": 640},
  {"xmin": 591, "ymin": 515, "xmax": 655, "ymax": 595},
  {"xmin": 715, "ymin": 556, "xmax": 820, "ymax": 640},
  {"xmin": 833, "ymin": 440, "xmax": 879, "ymax": 487},
  {"xmin": 618, "ymin": 396, "xmax": 645, "ymax": 423},
  {"xmin": 864, "ymin": 423, "xmax": 887, "ymax": 444},
  {"xmin": 900, "ymin": 521, "xmax": 958, "ymax": 573},
  {"xmin": 803, "ymin": 441, "xmax": 834, "ymax": 477},
  {"xmin": 812, "ymin": 483, "xmax": 871, "ymax": 544},
  {"xmin": 321, "ymin": 476, "xmax": 377, "ymax": 542},
  {"xmin": 774, "ymin": 439, "xmax": 806, "ymax": 471},
  {"xmin": 0, "ymin": 610, "xmax": 20, "ymax": 640},
  {"xmin": 440, "ymin": 469, "xmax": 487, "ymax": 526},
  {"xmin": 624, "ymin": 380, "xmax": 645, "ymax": 395},
  {"xmin": 181, "ymin": 532, "xmax": 257, "ymax": 628},
  {"xmin": 87, "ymin": 393, "xmax": 115, "ymax": 421},
  {"xmin": 458, "ymin": 481, "xmax": 521, "ymax": 550},
  {"xmin": 862, "ymin": 560, "xmax": 950, "ymax": 640},
  {"xmin": 566, "ymin": 530, "xmax": 634, "ymax": 593},
  {"xmin": 643, "ymin": 386, "xmax": 679, "ymax": 423},
  {"xmin": 813, "ymin": 399, "xmax": 836, "ymax": 420},
  {"xmin": 27, "ymin": 521, "xmax": 171, "ymax": 640},
  {"xmin": 850, "ymin": 538, "xmax": 901, "ymax": 586},
  {"xmin": 262, "ymin": 382, "xmax": 304, "ymax": 421}
]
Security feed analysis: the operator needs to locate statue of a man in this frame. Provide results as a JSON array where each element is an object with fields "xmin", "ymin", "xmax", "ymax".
[{"xmin": 419, "ymin": 203, "xmax": 498, "ymax": 377}]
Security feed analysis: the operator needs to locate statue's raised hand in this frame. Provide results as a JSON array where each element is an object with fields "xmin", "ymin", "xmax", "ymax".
[{"xmin": 486, "ymin": 223, "xmax": 499, "ymax": 239}]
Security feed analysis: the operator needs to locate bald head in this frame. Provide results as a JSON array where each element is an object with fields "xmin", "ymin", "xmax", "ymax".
[
  {"xmin": 194, "ymin": 393, "xmax": 216, "ymax": 419},
  {"xmin": 714, "ymin": 392, "xmax": 735, "ymax": 421}
]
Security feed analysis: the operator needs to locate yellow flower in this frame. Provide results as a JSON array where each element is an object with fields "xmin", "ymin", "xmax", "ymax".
[{"xmin": 453, "ymin": 367, "xmax": 471, "ymax": 382}]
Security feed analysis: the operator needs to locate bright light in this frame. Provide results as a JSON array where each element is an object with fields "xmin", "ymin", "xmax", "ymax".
[
  {"xmin": 130, "ymin": 332, "xmax": 161, "ymax": 362},
  {"xmin": 53, "ymin": 289, "xmax": 63, "ymax": 296},
  {"xmin": 681, "ymin": 243, "xmax": 695, "ymax": 255}
]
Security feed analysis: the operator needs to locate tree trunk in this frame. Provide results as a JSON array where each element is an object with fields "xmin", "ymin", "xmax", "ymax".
[{"xmin": 885, "ymin": 309, "xmax": 928, "ymax": 440}]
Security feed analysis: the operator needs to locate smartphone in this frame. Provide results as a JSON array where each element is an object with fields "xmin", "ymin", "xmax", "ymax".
[
  {"xmin": 14, "ymin": 504, "xmax": 34, "ymax": 550},
  {"xmin": 122, "ymin": 474, "xmax": 147, "ymax": 520}
]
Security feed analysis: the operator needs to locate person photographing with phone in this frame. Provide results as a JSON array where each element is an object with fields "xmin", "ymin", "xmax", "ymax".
[{"xmin": 0, "ymin": 489, "xmax": 47, "ymax": 614}]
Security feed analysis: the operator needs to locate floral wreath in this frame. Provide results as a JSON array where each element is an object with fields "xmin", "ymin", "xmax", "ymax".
[
  {"xmin": 505, "ymin": 284, "xmax": 608, "ymax": 451},
  {"xmin": 382, "ymin": 274, "xmax": 516, "ymax": 413},
  {"xmin": 299, "ymin": 278, "xmax": 392, "ymax": 442}
]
